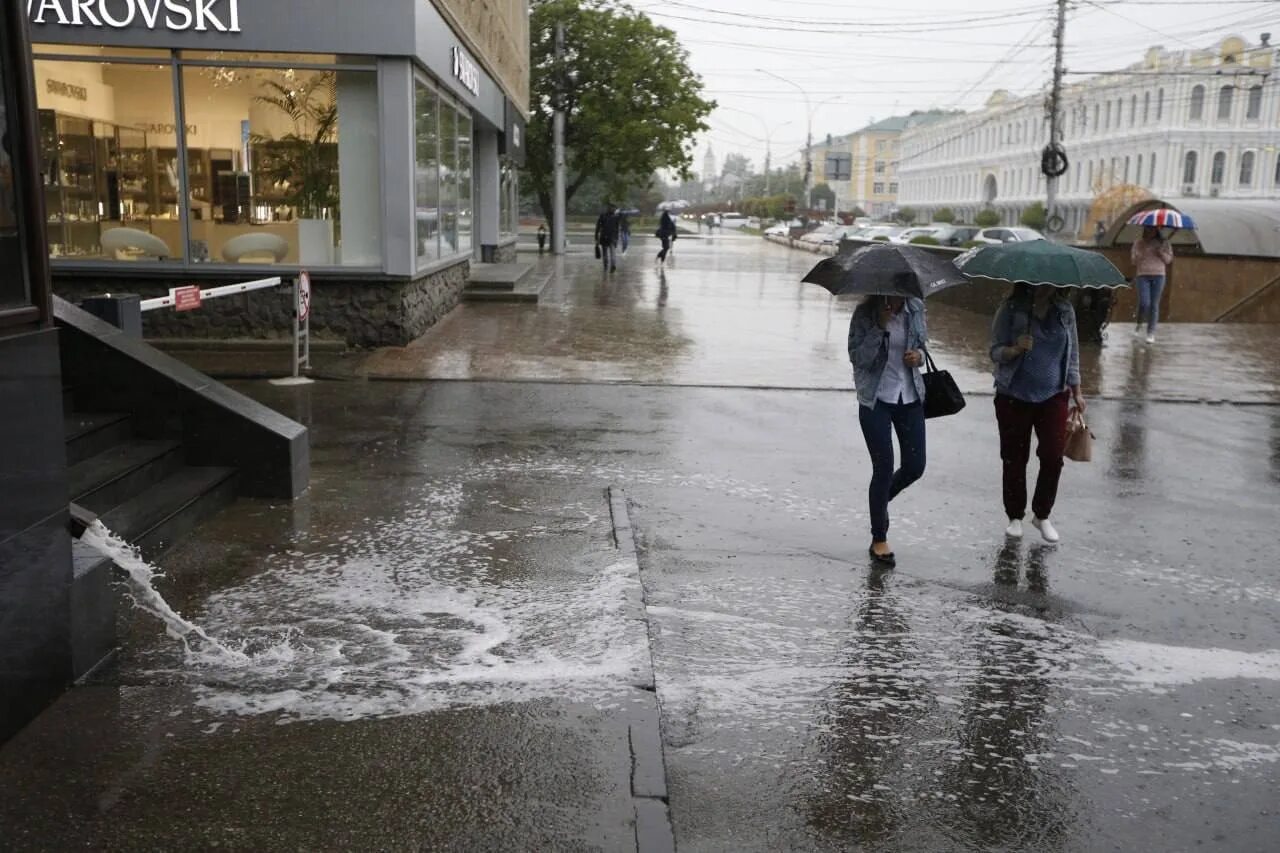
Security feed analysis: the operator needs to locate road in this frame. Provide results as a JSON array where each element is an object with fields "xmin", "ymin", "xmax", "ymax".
[{"xmin": 1, "ymin": 235, "xmax": 1277, "ymax": 852}]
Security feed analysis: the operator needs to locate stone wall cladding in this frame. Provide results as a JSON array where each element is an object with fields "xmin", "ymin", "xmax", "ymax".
[
  {"xmin": 494, "ymin": 242, "xmax": 518, "ymax": 264},
  {"xmin": 53, "ymin": 260, "xmax": 469, "ymax": 348}
]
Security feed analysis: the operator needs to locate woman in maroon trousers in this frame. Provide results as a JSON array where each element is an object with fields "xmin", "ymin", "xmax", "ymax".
[{"xmin": 989, "ymin": 283, "xmax": 1087, "ymax": 543}]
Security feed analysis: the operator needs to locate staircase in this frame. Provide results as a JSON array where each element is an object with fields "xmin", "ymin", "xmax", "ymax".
[{"xmin": 64, "ymin": 390, "xmax": 238, "ymax": 558}]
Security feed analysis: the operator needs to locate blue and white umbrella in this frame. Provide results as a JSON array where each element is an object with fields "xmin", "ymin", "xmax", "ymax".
[{"xmin": 1127, "ymin": 208, "xmax": 1196, "ymax": 230}]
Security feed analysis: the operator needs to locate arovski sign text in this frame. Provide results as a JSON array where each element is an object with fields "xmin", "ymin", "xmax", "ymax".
[{"xmin": 27, "ymin": 0, "xmax": 241, "ymax": 33}]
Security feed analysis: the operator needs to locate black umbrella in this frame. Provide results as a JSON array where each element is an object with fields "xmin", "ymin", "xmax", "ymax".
[{"xmin": 802, "ymin": 243, "xmax": 970, "ymax": 299}]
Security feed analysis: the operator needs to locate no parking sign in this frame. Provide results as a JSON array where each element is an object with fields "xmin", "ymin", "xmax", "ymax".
[{"xmin": 297, "ymin": 270, "xmax": 312, "ymax": 322}]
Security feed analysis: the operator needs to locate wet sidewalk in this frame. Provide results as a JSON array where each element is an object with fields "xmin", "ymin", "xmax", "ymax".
[{"xmin": 356, "ymin": 236, "xmax": 1278, "ymax": 404}]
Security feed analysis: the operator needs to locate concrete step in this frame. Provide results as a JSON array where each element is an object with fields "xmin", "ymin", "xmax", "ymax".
[
  {"xmin": 71, "ymin": 540, "xmax": 115, "ymax": 681},
  {"xmin": 69, "ymin": 440, "xmax": 184, "ymax": 511},
  {"xmin": 101, "ymin": 466, "xmax": 238, "ymax": 558},
  {"xmin": 64, "ymin": 412, "xmax": 133, "ymax": 466}
]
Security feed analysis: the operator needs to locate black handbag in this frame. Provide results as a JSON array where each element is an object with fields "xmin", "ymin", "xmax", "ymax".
[
  {"xmin": 594, "ymin": 244, "xmax": 602, "ymax": 259},
  {"xmin": 921, "ymin": 348, "xmax": 965, "ymax": 419}
]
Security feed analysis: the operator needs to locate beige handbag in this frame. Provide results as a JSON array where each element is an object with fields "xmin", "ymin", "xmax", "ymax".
[{"xmin": 1064, "ymin": 407, "xmax": 1094, "ymax": 462}]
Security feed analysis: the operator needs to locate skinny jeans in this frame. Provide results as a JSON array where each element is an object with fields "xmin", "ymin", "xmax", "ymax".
[
  {"xmin": 1135, "ymin": 275, "xmax": 1166, "ymax": 333},
  {"xmin": 858, "ymin": 399, "xmax": 927, "ymax": 543}
]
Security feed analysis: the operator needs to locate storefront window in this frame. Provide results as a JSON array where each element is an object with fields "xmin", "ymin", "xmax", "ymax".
[
  {"xmin": 34, "ymin": 59, "xmax": 185, "ymax": 261},
  {"xmin": 499, "ymin": 159, "xmax": 517, "ymax": 237},
  {"xmin": 2, "ymin": 64, "xmax": 31, "ymax": 308},
  {"xmin": 439, "ymin": 102, "xmax": 458, "ymax": 255},
  {"xmin": 456, "ymin": 111, "xmax": 472, "ymax": 255},
  {"xmin": 414, "ymin": 79, "xmax": 439, "ymax": 263},
  {"xmin": 181, "ymin": 64, "xmax": 380, "ymax": 266}
]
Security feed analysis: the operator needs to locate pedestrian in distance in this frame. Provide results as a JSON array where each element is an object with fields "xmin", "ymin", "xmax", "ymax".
[
  {"xmin": 537, "ymin": 222, "xmax": 547, "ymax": 255},
  {"xmin": 595, "ymin": 203, "xmax": 621, "ymax": 273},
  {"xmin": 849, "ymin": 295, "xmax": 929, "ymax": 568},
  {"xmin": 989, "ymin": 283, "xmax": 1087, "ymax": 544},
  {"xmin": 1130, "ymin": 225, "xmax": 1173, "ymax": 344},
  {"xmin": 1094, "ymin": 220, "xmax": 1106, "ymax": 246},
  {"xmin": 619, "ymin": 212, "xmax": 631, "ymax": 255},
  {"xmin": 655, "ymin": 209, "xmax": 678, "ymax": 265}
]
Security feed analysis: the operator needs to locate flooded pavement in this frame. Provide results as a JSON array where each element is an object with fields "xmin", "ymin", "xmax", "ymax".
[
  {"xmin": 359, "ymin": 236, "xmax": 1279, "ymax": 403},
  {"xmin": 2, "ymin": 240, "xmax": 1278, "ymax": 851}
]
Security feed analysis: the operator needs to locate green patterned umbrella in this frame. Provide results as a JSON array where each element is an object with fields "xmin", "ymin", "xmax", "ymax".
[{"xmin": 954, "ymin": 240, "xmax": 1128, "ymax": 289}]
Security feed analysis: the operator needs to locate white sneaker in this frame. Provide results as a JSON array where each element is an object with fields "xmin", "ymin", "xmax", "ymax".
[
  {"xmin": 1145, "ymin": 333, "xmax": 1156, "ymax": 344},
  {"xmin": 1031, "ymin": 516, "xmax": 1060, "ymax": 543},
  {"xmin": 1005, "ymin": 518, "xmax": 1023, "ymax": 538},
  {"xmin": 1133, "ymin": 325, "xmax": 1144, "ymax": 337}
]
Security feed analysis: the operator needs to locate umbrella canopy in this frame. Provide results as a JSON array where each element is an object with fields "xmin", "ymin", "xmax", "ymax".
[
  {"xmin": 1127, "ymin": 208, "xmax": 1196, "ymax": 230},
  {"xmin": 954, "ymin": 240, "xmax": 1128, "ymax": 289},
  {"xmin": 803, "ymin": 243, "xmax": 970, "ymax": 299},
  {"xmin": 656, "ymin": 200, "xmax": 690, "ymax": 211}
]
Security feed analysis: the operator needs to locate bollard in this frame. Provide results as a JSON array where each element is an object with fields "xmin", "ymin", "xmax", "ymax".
[{"xmin": 80, "ymin": 293, "xmax": 142, "ymax": 336}]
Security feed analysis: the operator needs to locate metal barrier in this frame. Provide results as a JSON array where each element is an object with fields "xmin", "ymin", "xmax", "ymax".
[{"xmin": 138, "ymin": 274, "xmax": 313, "ymax": 384}]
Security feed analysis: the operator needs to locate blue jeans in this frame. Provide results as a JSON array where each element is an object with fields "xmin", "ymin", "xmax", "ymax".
[
  {"xmin": 1135, "ymin": 274, "xmax": 1166, "ymax": 333},
  {"xmin": 600, "ymin": 243, "xmax": 617, "ymax": 270},
  {"xmin": 858, "ymin": 399, "xmax": 927, "ymax": 543}
]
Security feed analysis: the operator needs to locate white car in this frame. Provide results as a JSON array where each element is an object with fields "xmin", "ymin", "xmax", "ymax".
[
  {"xmin": 799, "ymin": 224, "xmax": 839, "ymax": 244},
  {"xmin": 764, "ymin": 223, "xmax": 790, "ymax": 237},
  {"xmin": 974, "ymin": 226, "xmax": 1045, "ymax": 244},
  {"xmin": 890, "ymin": 226, "xmax": 942, "ymax": 244}
]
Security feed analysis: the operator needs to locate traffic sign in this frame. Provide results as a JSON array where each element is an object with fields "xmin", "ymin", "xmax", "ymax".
[
  {"xmin": 297, "ymin": 270, "xmax": 311, "ymax": 322},
  {"xmin": 172, "ymin": 285, "xmax": 202, "ymax": 312}
]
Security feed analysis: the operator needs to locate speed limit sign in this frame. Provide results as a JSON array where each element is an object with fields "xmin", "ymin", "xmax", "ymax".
[{"xmin": 297, "ymin": 270, "xmax": 311, "ymax": 322}]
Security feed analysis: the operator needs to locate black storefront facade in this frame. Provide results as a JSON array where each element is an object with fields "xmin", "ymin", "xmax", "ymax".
[{"xmin": 26, "ymin": 0, "xmax": 526, "ymax": 347}]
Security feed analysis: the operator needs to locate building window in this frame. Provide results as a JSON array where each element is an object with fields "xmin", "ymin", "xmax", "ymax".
[
  {"xmin": 874, "ymin": 160, "xmax": 886, "ymax": 174},
  {"xmin": 499, "ymin": 160, "xmax": 518, "ymax": 237},
  {"xmin": 414, "ymin": 79, "xmax": 440, "ymax": 263},
  {"xmin": 1129, "ymin": 95, "xmax": 1137, "ymax": 126},
  {"xmin": 1124, "ymin": 155, "xmax": 1130, "ymax": 183},
  {"xmin": 1092, "ymin": 103, "xmax": 1099, "ymax": 133},
  {"xmin": 1246, "ymin": 84, "xmax": 1263, "ymax": 119},
  {"xmin": 34, "ymin": 51, "xmax": 381, "ymax": 268},
  {"xmin": 1217, "ymin": 85, "xmax": 1233, "ymax": 121},
  {"xmin": 1156, "ymin": 88, "xmax": 1164, "ymax": 120},
  {"xmin": 1239, "ymin": 150, "xmax": 1255, "ymax": 186},
  {"xmin": 873, "ymin": 182, "xmax": 884, "ymax": 194},
  {"xmin": 1182, "ymin": 150, "xmax": 1197, "ymax": 185},
  {"xmin": 1211, "ymin": 150, "xmax": 1226, "ymax": 185},
  {"xmin": 1104, "ymin": 101, "xmax": 1111, "ymax": 129},
  {"xmin": 1142, "ymin": 92, "xmax": 1150, "ymax": 123},
  {"xmin": 1149, "ymin": 152, "xmax": 1156, "ymax": 186},
  {"xmin": 888, "ymin": 182, "xmax": 898, "ymax": 194},
  {"xmin": 1136, "ymin": 155, "xmax": 1142, "ymax": 185},
  {"xmin": 1274, "ymin": 154, "xmax": 1280, "ymax": 186},
  {"xmin": 1189, "ymin": 85, "xmax": 1205, "ymax": 120}
]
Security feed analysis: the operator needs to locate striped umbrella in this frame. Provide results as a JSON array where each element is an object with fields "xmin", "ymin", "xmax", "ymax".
[{"xmin": 1127, "ymin": 208, "xmax": 1197, "ymax": 230}]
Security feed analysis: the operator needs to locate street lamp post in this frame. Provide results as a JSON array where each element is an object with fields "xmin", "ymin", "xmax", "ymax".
[
  {"xmin": 719, "ymin": 106, "xmax": 791, "ymax": 196},
  {"xmin": 756, "ymin": 70, "xmax": 840, "ymax": 213}
]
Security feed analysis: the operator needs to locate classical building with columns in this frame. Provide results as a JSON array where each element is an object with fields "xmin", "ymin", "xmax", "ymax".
[{"xmin": 896, "ymin": 35, "xmax": 1278, "ymax": 239}]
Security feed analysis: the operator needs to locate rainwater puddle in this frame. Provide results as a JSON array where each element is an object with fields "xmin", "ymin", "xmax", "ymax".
[{"xmin": 84, "ymin": 484, "xmax": 648, "ymax": 723}]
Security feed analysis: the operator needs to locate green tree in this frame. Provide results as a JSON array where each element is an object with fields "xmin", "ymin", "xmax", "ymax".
[
  {"xmin": 1020, "ymin": 202, "xmax": 1047, "ymax": 231},
  {"xmin": 848, "ymin": 205, "xmax": 868, "ymax": 219},
  {"xmin": 932, "ymin": 207, "xmax": 955, "ymax": 224},
  {"xmin": 810, "ymin": 182, "xmax": 836, "ymax": 213},
  {"xmin": 894, "ymin": 206, "xmax": 917, "ymax": 225},
  {"xmin": 722, "ymin": 152, "xmax": 752, "ymax": 181},
  {"xmin": 975, "ymin": 208, "xmax": 1001, "ymax": 227},
  {"xmin": 525, "ymin": 0, "xmax": 715, "ymax": 243}
]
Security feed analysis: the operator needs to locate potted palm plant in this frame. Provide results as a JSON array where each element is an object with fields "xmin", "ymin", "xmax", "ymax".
[{"xmin": 253, "ymin": 72, "xmax": 338, "ymax": 264}]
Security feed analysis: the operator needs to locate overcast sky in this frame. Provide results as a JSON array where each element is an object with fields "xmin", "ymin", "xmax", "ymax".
[{"xmin": 629, "ymin": 0, "xmax": 1280, "ymax": 173}]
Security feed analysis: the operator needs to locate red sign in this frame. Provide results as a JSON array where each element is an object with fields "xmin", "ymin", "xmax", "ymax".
[
  {"xmin": 172, "ymin": 285, "xmax": 202, "ymax": 312},
  {"xmin": 298, "ymin": 271, "xmax": 311, "ymax": 322}
]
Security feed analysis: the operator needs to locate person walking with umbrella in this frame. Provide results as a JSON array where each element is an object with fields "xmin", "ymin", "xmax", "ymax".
[
  {"xmin": 656, "ymin": 208, "xmax": 678, "ymax": 266},
  {"xmin": 849, "ymin": 293, "xmax": 929, "ymax": 566},
  {"xmin": 595, "ymin": 203, "xmax": 621, "ymax": 273},
  {"xmin": 989, "ymin": 284, "xmax": 1086, "ymax": 543},
  {"xmin": 1130, "ymin": 224, "xmax": 1173, "ymax": 344},
  {"xmin": 805, "ymin": 244, "xmax": 970, "ymax": 566}
]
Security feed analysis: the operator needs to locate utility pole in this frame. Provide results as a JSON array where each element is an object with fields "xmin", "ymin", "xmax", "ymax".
[
  {"xmin": 1045, "ymin": 0, "xmax": 1068, "ymax": 229},
  {"xmin": 552, "ymin": 21, "xmax": 567, "ymax": 255}
]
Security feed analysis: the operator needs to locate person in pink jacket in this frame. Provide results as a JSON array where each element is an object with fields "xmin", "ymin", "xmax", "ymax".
[{"xmin": 1130, "ymin": 226, "xmax": 1173, "ymax": 343}]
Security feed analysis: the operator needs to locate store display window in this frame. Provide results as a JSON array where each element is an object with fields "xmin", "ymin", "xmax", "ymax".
[{"xmin": 414, "ymin": 74, "xmax": 474, "ymax": 270}]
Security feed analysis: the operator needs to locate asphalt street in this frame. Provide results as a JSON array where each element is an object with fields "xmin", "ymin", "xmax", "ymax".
[{"xmin": 1, "ymin": 236, "xmax": 1277, "ymax": 852}]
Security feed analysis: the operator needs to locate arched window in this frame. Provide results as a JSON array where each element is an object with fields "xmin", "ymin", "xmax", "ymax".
[
  {"xmin": 1189, "ymin": 85, "xmax": 1205, "ymax": 120},
  {"xmin": 1156, "ymin": 88, "xmax": 1164, "ymax": 120},
  {"xmin": 1211, "ymin": 151, "xmax": 1226, "ymax": 185},
  {"xmin": 1143, "ymin": 92, "xmax": 1150, "ymax": 123},
  {"xmin": 1182, "ymin": 150, "xmax": 1198, "ymax": 185},
  {"xmin": 1217, "ymin": 85, "xmax": 1233, "ymax": 120},
  {"xmin": 1239, "ymin": 151, "xmax": 1255, "ymax": 186},
  {"xmin": 1247, "ymin": 85, "xmax": 1263, "ymax": 119}
]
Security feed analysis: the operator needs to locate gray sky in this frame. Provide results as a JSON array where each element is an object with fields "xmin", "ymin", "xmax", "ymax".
[{"xmin": 630, "ymin": 0, "xmax": 1280, "ymax": 173}]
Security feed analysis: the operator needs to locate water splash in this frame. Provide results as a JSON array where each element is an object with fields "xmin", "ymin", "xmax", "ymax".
[{"xmin": 79, "ymin": 520, "xmax": 247, "ymax": 663}]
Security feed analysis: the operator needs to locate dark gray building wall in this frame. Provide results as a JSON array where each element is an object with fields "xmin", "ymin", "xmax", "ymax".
[{"xmin": 0, "ymin": 327, "xmax": 73, "ymax": 742}]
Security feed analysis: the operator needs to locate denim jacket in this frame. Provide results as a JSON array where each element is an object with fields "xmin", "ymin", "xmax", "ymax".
[
  {"xmin": 848, "ymin": 298, "xmax": 929, "ymax": 409},
  {"xmin": 989, "ymin": 295, "xmax": 1081, "ymax": 397}
]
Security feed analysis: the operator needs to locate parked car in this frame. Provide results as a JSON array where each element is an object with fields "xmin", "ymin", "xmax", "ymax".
[
  {"xmin": 764, "ymin": 223, "xmax": 790, "ymax": 237},
  {"xmin": 799, "ymin": 223, "xmax": 839, "ymax": 244},
  {"xmin": 718, "ymin": 212, "xmax": 750, "ymax": 229},
  {"xmin": 857, "ymin": 225, "xmax": 907, "ymax": 242},
  {"xmin": 890, "ymin": 226, "xmax": 942, "ymax": 244},
  {"xmin": 927, "ymin": 225, "xmax": 980, "ymax": 246},
  {"xmin": 974, "ymin": 226, "xmax": 1045, "ymax": 245}
]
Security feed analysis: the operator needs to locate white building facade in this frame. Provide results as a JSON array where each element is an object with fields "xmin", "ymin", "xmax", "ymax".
[{"xmin": 897, "ymin": 36, "xmax": 1279, "ymax": 238}]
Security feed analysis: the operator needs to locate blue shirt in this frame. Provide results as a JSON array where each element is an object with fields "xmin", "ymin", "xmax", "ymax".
[
  {"xmin": 1006, "ymin": 308, "xmax": 1071, "ymax": 402},
  {"xmin": 876, "ymin": 311, "xmax": 919, "ymax": 405}
]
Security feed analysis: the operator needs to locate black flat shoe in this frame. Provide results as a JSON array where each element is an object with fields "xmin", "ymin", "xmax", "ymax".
[{"xmin": 868, "ymin": 545, "xmax": 896, "ymax": 567}]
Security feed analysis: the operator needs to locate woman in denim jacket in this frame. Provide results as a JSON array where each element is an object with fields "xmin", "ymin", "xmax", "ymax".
[
  {"xmin": 849, "ymin": 295, "xmax": 929, "ymax": 566},
  {"xmin": 989, "ymin": 284, "xmax": 1087, "ymax": 543}
]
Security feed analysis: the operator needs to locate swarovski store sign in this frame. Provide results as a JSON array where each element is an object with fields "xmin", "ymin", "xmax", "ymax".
[{"xmin": 27, "ymin": 0, "xmax": 243, "ymax": 32}]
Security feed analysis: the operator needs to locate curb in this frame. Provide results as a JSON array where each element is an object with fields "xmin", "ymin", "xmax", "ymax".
[{"xmin": 608, "ymin": 486, "xmax": 676, "ymax": 853}]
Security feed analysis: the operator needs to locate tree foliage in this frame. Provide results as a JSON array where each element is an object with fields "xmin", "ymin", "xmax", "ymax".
[
  {"xmin": 932, "ymin": 207, "xmax": 955, "ymax": 224},
  {"xmin": 810, "ymin": 182, "xmax": 836, "ymax": 212},
  {"xmin": 975, "ymin": 208, "xmax": 1002, "ymax": 227},
  {"xmin": 1020, "ymin": 201, "xmax": 1047, "ymax": 231},
  {"xmin": 525, "ymin": 0, "xmax": 715, "ymax": 233},
  {"xmin": 721, "ymin": 152, "xmax": 752, "ymax": 180},
  {"xmin": 894, "ymin": 206, "xmax": 917, "ymax": 225}
]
